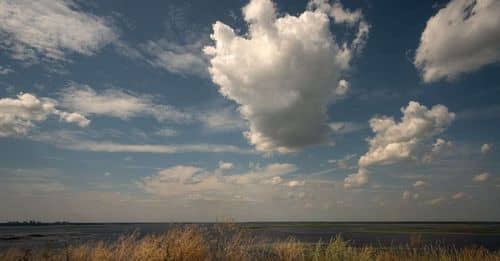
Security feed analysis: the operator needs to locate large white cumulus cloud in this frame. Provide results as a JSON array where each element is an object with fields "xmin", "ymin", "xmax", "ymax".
[
  {"xmin": 414, "ymin": 0, "xmax": 500, "ymax": 83},
  {"xmin": 204, "ymin": 0, "xmax": 368, "ymax": 153},
  {"xmin": 345, "ymin": 101, "xmax": 455, "ymax": 188},
  {"xmin": 359, "ymin": 101, "xmax": 455, "ymax": 167}
]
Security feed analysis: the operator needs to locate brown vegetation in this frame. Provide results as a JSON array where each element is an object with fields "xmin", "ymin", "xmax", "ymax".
[{"xmin": 1, "ymin": 224, "xmax": 499, "ymax": 261}]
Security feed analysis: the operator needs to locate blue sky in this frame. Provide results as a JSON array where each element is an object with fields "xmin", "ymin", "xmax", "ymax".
[{"xmin": 0, "ymin": 0, "xmax": 499, "ymax": 222}]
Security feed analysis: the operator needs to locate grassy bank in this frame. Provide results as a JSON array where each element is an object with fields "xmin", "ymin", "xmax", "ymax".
[{"xmin": 1, "ymin": 224, "xmax": 499, "ymax": 261}]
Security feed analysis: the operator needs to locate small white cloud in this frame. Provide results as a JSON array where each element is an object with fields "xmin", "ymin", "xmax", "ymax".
[
  {"xmin": 104, "ymin": 172, "xmax": 112, "ymax": 177},
  {"xmin": 155, "ymin": 128, "xmax": 177, "ymax": 137},
  {"xmin": 413, "ymin": 180, "xmax": 426, "ymax": 188},
  {"xmin": 262, "ymin": 176, "xmax": 283, "ymax": 185},
  {"xmin": 0, "ymin": 93, "xmax": 89, "ymax": 137},
  {"xmin": 287, "ymin": 180, "xmax": 305, "ymax": 188},
  {"xmin": 335, "ymin": 79, "xmax": 349, "ymax": 96},
  {"xmin": 58, "ymin": 111, "xmax": 90, "ymax": 127},
  {"xmin": 452, "ymin": 192, "xmax": 468, "ymax": 200},
  {"xmin": 218, "ymin": 161, "xmax": 234, "ymax": 170},
  {"xmin": 423, "ymin": 138, "xmax": 453, "ymax": 163},
  {"xmin": 0, "ymin": 66, "xmax": 13, "ymax": 75},
  {"xmin": 432, "ymin": 138, "xmax": 452, "ymax": 153},
  {"xmin": 481, "ymin": 143, "xmax": 492, "ymax": 154},
  {"xmin": 473, "ymin": 172, "xmax": 490, "ymax": 182},
  {"xmin": 428, "ymin": 197, "xmax": 446, "ymax": 205},
  {"xmin": 414, "ymin": 0, "xmax": 500, "ymax": 82},
  {"xmin": 403, "ymin": 190, "xmax": 420, "ymax": 201},
  {"xmin": 402, "ymin": 190, "xmax": 411, "ymax": 200},
  {"xmin": 344, "ymin": 168, "xmax": 368, "ymax": 188}
]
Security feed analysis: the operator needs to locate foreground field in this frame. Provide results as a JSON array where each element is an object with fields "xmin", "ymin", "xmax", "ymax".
[{"xmin": 1, "ymin": 224, "xmax": 499, "ymax": 261}]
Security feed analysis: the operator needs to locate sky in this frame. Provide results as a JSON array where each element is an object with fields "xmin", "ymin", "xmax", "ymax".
[{"xmin": 0, "ymin": 0, "xmax": 499, "ymax": 222}]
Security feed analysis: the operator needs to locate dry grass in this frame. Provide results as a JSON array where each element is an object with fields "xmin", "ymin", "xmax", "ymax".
[{"xmin": 1, "ymin": 224, "xmax": 499, "ymax": 261}]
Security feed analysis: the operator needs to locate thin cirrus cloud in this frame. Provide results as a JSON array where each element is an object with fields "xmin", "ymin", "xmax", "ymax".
[
  {"xmin": 58, "ymin": 83, "xmax": 190, "ymax": 123},
  {"xmin": 139, "ymin": 38, "xmax": 209, "ymax": 77},
  {"xmin": 0, "ymin": 65, "xmax": 14, "ymax": 75},
  {"xmin": 0, "ymin": 93, "xmax": 89, "ymax": 137},
  {"xmin": 328, "ymin": 153, "xmax": 357, "ymax": 169},
  {"xmin": 344, "ymin": 101, "xmax": 455, "ymax": 188},
  {"xmin": 329, "ymin": 121, "xmax": 366, "ymax": 135},
  {"xmin": 113, "ymin": 1, "xmax": 211, "ymax": 78},
  {"xmin": 155, "ymin": 128, "xmax": 178, "ymax": 137},
  {"xmin": 114, "ymin": 35, "xmax": 210, "ymax": 78},
  {"xmin": 414, "ymin": 0, "xmax": 500, "ymax": 83},
  {"xmin": 0, "ymin": 168, "xmax": 66, "ymax": 194},
  {"xmin": 196, "ymin": 107, "xmax": 247, "ymax": 133},
  {"xmin": 0, "ymin": 0, "xmax": 117, "ymax": 64},
  {"xmin": 59, "ymin": 83, "xmax": 247, "ymax": 132},
  {"xmin": 32, "ymin": 130, "xmax": 251, "ymax": 155},
  {"xmin": 69, "ymin": 142, "xmax": 248, "ymax": 154},
  {"xmin": 204, "ymin": 0, "xmax": 369, "ymax": 153}
]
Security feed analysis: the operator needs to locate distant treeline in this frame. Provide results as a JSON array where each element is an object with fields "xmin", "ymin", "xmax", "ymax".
[{"xmin": 2, "ymin": 221, "xmax": 70, "ymax": 226}]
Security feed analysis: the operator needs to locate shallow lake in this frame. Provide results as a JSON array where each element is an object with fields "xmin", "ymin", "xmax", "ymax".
[{"xmin": 1, "ymin": 222, "xmax": 499, "ymax": 250}]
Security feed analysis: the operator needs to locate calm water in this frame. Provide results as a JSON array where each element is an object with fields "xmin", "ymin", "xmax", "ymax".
[{"xmin": 0, "ymin": 223, "xmax": 499, "ymax": 250}]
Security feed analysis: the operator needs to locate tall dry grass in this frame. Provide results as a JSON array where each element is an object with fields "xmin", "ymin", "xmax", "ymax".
[{"xmin": 1, "ymin": 224, "xmax": 499, "ymax": 261}]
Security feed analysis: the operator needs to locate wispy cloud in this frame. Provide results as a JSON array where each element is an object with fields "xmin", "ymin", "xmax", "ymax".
[
  {"xmin": 196, "ymin": 107, "xmax": 246, "ymax": 132},
  {"xmin": 329, "ymin": 122, "xmax": 366, "ymax": 135},
  {"xmin": 0, "ymin": 65, "xmax": 13, "ymax": 75},
  {"xmin": 138, "ymin": 163, "xmax": 298, "ymax": 199},
  {"xmin": 58, "ymin": 83, "xmax": 190, "ymax": 122},
  {"xmin": 32, "ymin": 130, "xmax": 252, "ymax": 154},
  {"xmin": 0, "ymin": 0, "xmax": 117, "ymax": 64},
  {"xmin": 0, "ymin": 168, "xmax": 66, "ymax": 194},
  {"xmin": 140, "ymin": 38, "xmax": 209, "ymax": 77}
]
